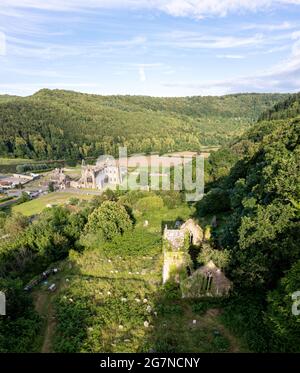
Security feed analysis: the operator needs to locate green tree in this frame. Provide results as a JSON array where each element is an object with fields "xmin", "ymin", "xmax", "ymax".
[
  {"xmin": 265, "ymin": 260, "xmax": 300, "ymax": 352},
  {"xmin": 85, "ymin": 201, "xmax": 132, "ymax": 241}
]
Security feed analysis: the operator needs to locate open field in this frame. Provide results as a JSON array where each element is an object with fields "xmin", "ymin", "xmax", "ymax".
[
  {"xmin": 12, "ymin": 192, "xmax": 94, "ymax": 216},
  {"xmin": 0, "ymin": 158, "xmax": 37, "ymax": 165}
]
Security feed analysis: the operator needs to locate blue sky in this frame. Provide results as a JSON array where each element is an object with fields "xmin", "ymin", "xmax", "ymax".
[{"xmin": 0, "ymin": 0, "xmax": 300, "ymax": 96}]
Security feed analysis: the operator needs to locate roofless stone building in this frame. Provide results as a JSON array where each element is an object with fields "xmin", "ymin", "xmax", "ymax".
[{"xmin": 162, "ymin": 219, "xmax": 231, "ymax": 297}]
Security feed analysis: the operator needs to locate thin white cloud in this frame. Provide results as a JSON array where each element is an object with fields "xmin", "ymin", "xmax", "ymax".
[
  {"xmin": 242, "ymin": 21, "xmax": 294, "ymax": 31},
  {"xmin": 5, "ymin": 35, "xmax": 146, "ymax": 59},
  {"xmin": 4, "ymin": 67, "xmax": 72, "ymax": 78},
  {"xmin": 158, "ymin": 31, "xmax": 265, "ymax": 49},
  {"xmin": 1, "ymin": 0, "xmax": 300, "ymax": 18},
  {"xmin": 217, "ymin": 54, "xmax": 245, "ymax": 59},
  {"xmin": 163, "ymin": 33, "xmax": 300, "ymax": 94},
  {"xmin": 139, "ymin": 66, "xmax": 146, "ymax": 82},
  {"xmin": 0, "ymin": 32, "xmax": 6, "ymax": 55}
]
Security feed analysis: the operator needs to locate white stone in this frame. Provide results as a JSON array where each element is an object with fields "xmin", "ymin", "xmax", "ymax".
[
  {"xmin": 146, "ymin": 305, "xmax": 152, "ymax": 313},
  {"xmin": 118, "ymin": 325, "xmax": 123, "ymax": 330},
  {"xmin": 193, "ymin": 319, "xmax": 197, "ymax": 324},
  {"xmin": 135, "ymin": 298, "xmax": 141, "ymax": 303},
  {"xmin": 143, "ymin": 298, "xmax": 148, "ymax": 303},
  {"xmin": 121, "ymin": 297, "xmax": 127, "ymax": 302},
  {"xmin": 107, "ymin": 291, "xmax": 111, "ymax": 295},
  {"xmin": 144, "ymin": 321, "xmax": 149, "ymax": 328}
]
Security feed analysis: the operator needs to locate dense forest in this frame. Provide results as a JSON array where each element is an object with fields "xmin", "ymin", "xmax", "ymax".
[
  {"xmin": 0, "ymin": 89, "xmax": 287, "ymax": 159},
  {"xmin": 0, "ymin": 92, "xmax": 299, "ymax": 353},
  {"xmin": 197, "ymin": 93, "xmax": 300, "ymax": 351}
]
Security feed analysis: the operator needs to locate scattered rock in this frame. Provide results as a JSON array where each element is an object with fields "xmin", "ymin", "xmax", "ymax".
[
  {"xmin": 146, "ymin": 305, "xmax": 152, "ymax": 313},
  {"xmin": 135, "ymin": 298, "xmax": 141, "ymax": 303},
  {"xmin": 193, "ymin": 320, "xmax": 197, "ymax": 325},
  {"xmin": 118, "ymin": 325, "xmax": 124, "ymax": 330},
  {"xmin": 144, "ymin": 321, "xmax": 149, "ymax": 328},
  {"xmin": 143, "ymin": 298, "xmax": 148, "ymax": 303},
  {"xmin": 121, "ymin": 297, "xmax": 127, "ymax": 302}
]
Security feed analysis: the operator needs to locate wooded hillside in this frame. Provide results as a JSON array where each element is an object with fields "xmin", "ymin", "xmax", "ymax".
[{"xmin": 0, "ymin": 89, "xmax": 287, "ymax": 159}]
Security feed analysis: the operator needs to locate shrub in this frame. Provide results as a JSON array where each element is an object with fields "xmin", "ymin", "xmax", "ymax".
[{"xmin": 135, "ymin": 196, "xmax": 164, "ymax": 213}]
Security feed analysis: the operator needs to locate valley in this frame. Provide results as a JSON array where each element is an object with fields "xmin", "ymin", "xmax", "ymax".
[{"xmin": 0, "ymin": 91, "xmax": 299, "ymax": 354}]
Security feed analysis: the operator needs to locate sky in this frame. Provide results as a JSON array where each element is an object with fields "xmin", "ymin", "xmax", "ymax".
[{"xmin": 0, "ymin": 0, "xmax": 300, "ymax": 96}]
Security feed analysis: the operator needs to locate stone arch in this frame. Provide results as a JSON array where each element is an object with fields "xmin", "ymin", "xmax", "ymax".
[
  {"xmin": 82, "ymin": 166, "xmax": 96, "ymax": 188},
  {"xmin": 180, "ymin": 219, "xmax": 203, "ymax": 245}
]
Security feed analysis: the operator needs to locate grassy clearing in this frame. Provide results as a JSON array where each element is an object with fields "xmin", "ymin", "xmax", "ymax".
[
  {"xmin": 31, "ymin": 200, "xmax": 244, "ymax": 353},
  {"xmin": 33, "ymin": 246, "xmax": 245, "ymax": 352},
  {"xmin": 0, "ymin": 158, "xmax": 36, "ymax": 165},
  {"xmin": 12, "ymin": 192, "xmax": 94, "ymax": 216}
]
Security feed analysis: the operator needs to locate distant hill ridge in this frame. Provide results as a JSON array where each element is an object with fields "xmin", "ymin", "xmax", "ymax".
[{"xmin": 0, "ymin": 89, "xmax": 289, "ymax": 160}]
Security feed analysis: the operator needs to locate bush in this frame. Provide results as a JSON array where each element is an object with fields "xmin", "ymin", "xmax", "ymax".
[
  {"xmin": 85, "ymin": 201, "xmax": 132, "ymax": 241},
  {"xmin": 135, "ymin": 196, "xmax": 164, "ymax": 213},
  {"xmin": 102, "ymin": 228, "xmax": 160, "ymax": 257},
  {"xmin": 196, "ymin": 188, "xmax": 230, "ymax": 216}
]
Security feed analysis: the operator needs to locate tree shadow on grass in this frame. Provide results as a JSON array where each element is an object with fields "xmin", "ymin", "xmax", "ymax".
[{"xmin": 139, "ymin": 280, "xmax": 232, "ymax": 353}]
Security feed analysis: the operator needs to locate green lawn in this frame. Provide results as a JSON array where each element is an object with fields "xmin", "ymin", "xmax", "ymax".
[
  {"xmin": 0, "ymin": 157, "xmax": 37, "ymax": 165},
  {"xmin": 12, "ymin": 192, "xmax": 94, "ymax": 216}
]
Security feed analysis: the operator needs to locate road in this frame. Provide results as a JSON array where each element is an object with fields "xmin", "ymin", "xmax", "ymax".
[{"xmin": 0, "ymin": 198, "xmax": 19, "ymax": 209}]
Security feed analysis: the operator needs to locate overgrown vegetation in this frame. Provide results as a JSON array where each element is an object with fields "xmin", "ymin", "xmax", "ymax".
[{"xmin": 0, "ymin": 92, "xmax": 299, "ymax": 353}]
